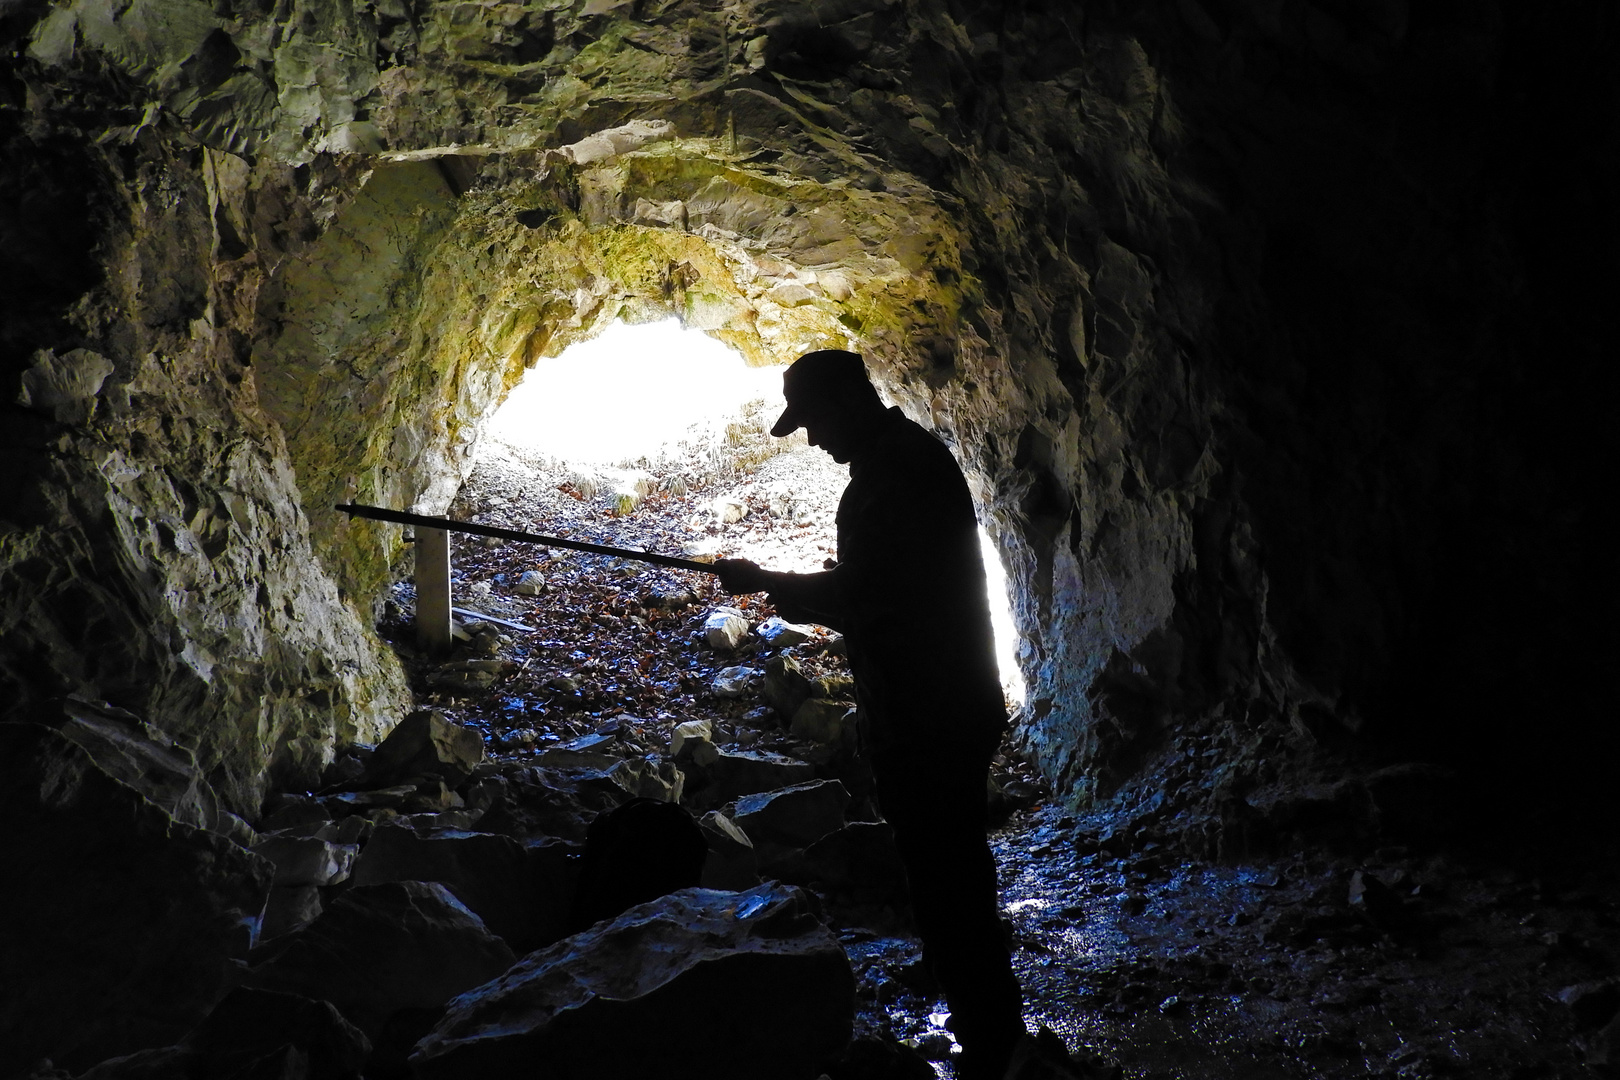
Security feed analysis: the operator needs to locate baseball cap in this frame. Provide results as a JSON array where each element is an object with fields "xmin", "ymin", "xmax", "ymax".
[{"xmin": 770, "ymin": 350, "xmax": 872, "ymax": 437}]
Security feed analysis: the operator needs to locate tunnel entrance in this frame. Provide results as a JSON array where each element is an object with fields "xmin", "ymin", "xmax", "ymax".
[{"xmin": 456, "ymin": 316, "xmax": 1025, "ymax": 704}]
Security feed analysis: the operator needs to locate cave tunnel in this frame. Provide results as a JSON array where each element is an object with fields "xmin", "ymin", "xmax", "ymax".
[{"xmin": 2, "ymin": 0, "xmax": 1616, "ymax": 1077}]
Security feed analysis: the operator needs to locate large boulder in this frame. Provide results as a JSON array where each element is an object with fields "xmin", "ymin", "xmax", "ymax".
[
  {"xmin": 348, "ymin": 824, "xmax": 577, "ymax": 952},
  {"xmin": 410, "ymin": 883, "xmax": 856, "ymax": 1079},
  {"xmin": 246, "ymin": 882, "xmax": 515, "ymax": 1045},
  {"xmin": 0, "ymin": 711, "xmax": 273, "ymax": 1076},
  {"xmin": 732, "ymin": 780, "xmax": 852, "ymax": 851}
]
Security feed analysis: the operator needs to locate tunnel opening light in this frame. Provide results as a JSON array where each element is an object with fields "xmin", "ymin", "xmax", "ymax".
[
  {"xmin": 481, "ymin": 317, "xmax": 1025, "ymax": 701},
  {"xmin": 981, "ymin": 527, "xmax": 1027, "ymax": 705},
  {"xmin": 484, "ymin": 319, "xmax": 782, "ymax": 464}
]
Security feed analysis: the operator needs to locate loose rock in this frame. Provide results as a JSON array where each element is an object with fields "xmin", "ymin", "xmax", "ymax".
[
  {"xmin": 688, "ymin": 748, "xmax": 818, "ymax": 809},
  {"xmin": 260, "ymin": 885, "xmax": 325, "ymax": 942},
  {"xmin": 699, "ymin": 810, "xmax": 761, "ymax": 890},
  {"xmin": 247, "ymin": 881, "xmax": 516, "ymax": 1044},
  {"xmin": 704, "ymin": 607, "xmax": 751, "ymax": 650},
  {"xmin": 757, "ymin": 615, "xmax": 815, "ymax": 647},
  {"xmin": 713, "ymin": 664, "xmax": 761, "ymax": 698},
  {"xmin": 251, "ymin": 835, "xmax": 358, "ymax": 887},
  {"xmin": 710, "ymin": 495, "xmax": 749, "ymax": 523},
  {"xmin": 349, "ymin": 824, "xmax": 577, "ymax": 952},
  {"xmin": 367, "ymin": 710, "xmax": 484, "ymax": 786},
  {"xmin": 670, "ymin": 719, "xmax": 715, "ymax": 760},
  {"xmin": 411, "ymin": 883, "xmax": 855, "ymax": 1079},
  {"xmin": 732, "ymin": 779, "xmax": 852, "ymax": 851},
  {"xmin": 0, "ymin": 716, "xmax": 273, "ymax": 1075},
  {"xmin": 791, "ymin": 699, "xmax": 858, "ymax": 747},
  {"xmin": 764, "ymin": 653, "xmax": 814, "ymax": 716}
]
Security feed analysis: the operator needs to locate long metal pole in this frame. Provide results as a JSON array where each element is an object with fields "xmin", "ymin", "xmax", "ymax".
[{"xmin": 336, "ymin": 502, "xmax": 718, "ymax": 574}]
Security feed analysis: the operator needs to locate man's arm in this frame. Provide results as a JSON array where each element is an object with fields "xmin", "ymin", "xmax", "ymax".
[{"xmin": 713, "ymin": 559, "xmax": 848, "ymax": 633}]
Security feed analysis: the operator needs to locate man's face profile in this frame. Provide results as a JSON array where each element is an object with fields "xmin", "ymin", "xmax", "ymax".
[{"xmin": 801, "ymin": 406, "xmax": 858, "ymax": 464}]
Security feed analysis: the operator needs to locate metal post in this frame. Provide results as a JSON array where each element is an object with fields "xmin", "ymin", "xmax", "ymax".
[{"xmin": 415, "ymin": 527, "xmax": 452, "ymax": 655}]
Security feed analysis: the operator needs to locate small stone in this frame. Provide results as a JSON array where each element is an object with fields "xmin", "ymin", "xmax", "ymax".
[
  {"xmin": 704, "ymin": 608, "xmax": 751, "ymax": 650},
  {"xmin": 762, "ymin": 485, "xmax": 797, "ymax": 519},
  {"xmin": 323, "ymin": 785, "xmax": 419, "ymax": 814},
  {"xmin": 1559, "ymin": 980, "xmax": 1620, "ymax": 1029},
  {"xmin": 430, "ymin": 667, "xmax": 498, "ymax": 693},
  {"xmin": 808, "ymin": 673, "xmax": 855, "ymax": 699},
  {"xmin": 608, "ymin": 757, "xmax": 686, "ymax": 803},
  {"xmin": 789, "ymin": 700, "xmax": 856, "ymax": 747},
  {"xmin": 515, "ymin": 570, "xmax": 546, "ymax": 596},
  {"xmin": 756, "ymin": 616, "xmax": 814, "ymax": 648},
  {"xmin": 405, "ymin": 780, "xmax": 465, "ymax": 813},
  {"xmin": 710, "ymin": 496, "xmax": 748, "ymax": 524},
  {"xmin": 537, "ymin": 732, "xmax": 620, "ymax": 770},
  {"xmin": 643, "ymin": 587, "xmax": 696, "ymax": 610},
  {"xmin": 497, "ymin": 727, "xmax": 541, "ymax": 750},
  {"xmin": 763, "ymin": 654, "xmax": 813, "ymax": 716},
  {"xmin": 673, "ymin": 722, "xmax": 719, "ymax": 764},
  {"xmin": 713, "ymin": 665, "xmax": 760, "ymax": 698},
  {"xmin": 314, "ymin": 816, "xmax": 370, "ymax": 845},
  {"xmin": 349, "ymin": 824, "xmax": 575, "ymax": 952},
  {"xmin": 258, "ymin": 796, "xmax": 332, "ymax": 835},
  {"xmin": 251, "ymin": 836, "xmax": 358, "ymax": 887},
  {"xmin": 320, "ymin": 752, "xmax": 369, "ymax": 790},
  {"xmin": 16, "ymin": 347, "xmax": 115, "ymax": 424},
  {"xmin": 260, "ymin": 885, "xmax": 324, "ymax": 942}
]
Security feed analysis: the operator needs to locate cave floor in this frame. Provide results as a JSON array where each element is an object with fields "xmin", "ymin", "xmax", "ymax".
[{"xmin": 376, "ymin": 418, "xmax": 1617, "ymax": 1080}]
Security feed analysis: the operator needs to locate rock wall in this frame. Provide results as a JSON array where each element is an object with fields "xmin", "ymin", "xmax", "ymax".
[{"xmin": 3, "ymin": 0, "xmax": 1610, "ymax": 819}]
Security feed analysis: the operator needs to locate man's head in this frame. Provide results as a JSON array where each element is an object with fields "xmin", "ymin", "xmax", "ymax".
[{"xmin": 770, "ymin": 349, "xmax": 886, "ymax": 463}]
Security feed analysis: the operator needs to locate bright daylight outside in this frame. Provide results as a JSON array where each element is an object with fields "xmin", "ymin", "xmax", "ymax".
[{"xmin": 466, "ymin": 318, "xmax": 1025, "ymax": 701}]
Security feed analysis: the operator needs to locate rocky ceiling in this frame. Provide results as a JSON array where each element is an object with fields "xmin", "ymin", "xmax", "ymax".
[{"xmin": 1, "ymin": 0, "xmax": 1612, "ymax": 823}]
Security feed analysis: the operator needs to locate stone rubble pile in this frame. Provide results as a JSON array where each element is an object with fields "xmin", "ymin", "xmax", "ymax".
[{"xmin": 10, "ymin": 669, "xmax": 905, "ymax": 1077}]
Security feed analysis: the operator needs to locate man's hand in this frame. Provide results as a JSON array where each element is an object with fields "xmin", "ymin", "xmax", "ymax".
[{"xmin": 714, "ymin": 558, "xmax": 771, "ymax": 595}]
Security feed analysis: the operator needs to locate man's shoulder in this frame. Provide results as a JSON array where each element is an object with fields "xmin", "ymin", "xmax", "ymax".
[{"xmin": 873, "ymin": 407, "xmax": 958, "ymax": 465}]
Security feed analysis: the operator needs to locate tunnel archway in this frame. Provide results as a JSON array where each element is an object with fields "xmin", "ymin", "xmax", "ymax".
[{"xmin": 5, "ymin": 0, "xmax": 1604, "ymax": 838}]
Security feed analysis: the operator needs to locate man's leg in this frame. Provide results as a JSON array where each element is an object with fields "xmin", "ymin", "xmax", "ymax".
[{"xmin": 871, "ymin": 742, "xmax": 1024, "ymax": 1078}]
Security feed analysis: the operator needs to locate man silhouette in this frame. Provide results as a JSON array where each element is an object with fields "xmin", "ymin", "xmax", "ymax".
[{"xmin": 715, "ymin": 349, "xmax": 1025, "ymax": 1079}]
